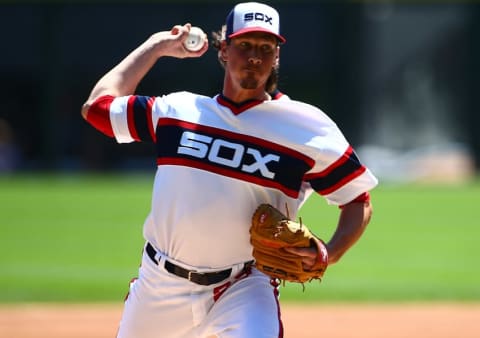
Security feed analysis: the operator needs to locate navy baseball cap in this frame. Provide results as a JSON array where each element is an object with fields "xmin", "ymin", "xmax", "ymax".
[{"xmin": 225, "ymin": 2, "xmax": 286, "ymax": 43}]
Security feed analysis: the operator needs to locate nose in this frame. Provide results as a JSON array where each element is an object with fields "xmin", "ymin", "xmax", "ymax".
[
  {"xmin": 248, "ymin": 56, "xmax": 262, "ymax": 65},
  {"xmin": 247, "ymin": 47, "xmax": 262, "ymax": 65}
]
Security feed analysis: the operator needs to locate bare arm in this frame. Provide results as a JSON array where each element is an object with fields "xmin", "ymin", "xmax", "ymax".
[
  {"xmin": 285, "ymin": 201, "xmax": 373, "ymax": 267},
  {"xmin": 325, "ymin": 201, "xmax": 373, "ymax": 264},
  {"xmin": 81, "ymin": 23, "xmax": 208, "ymax": 119}
]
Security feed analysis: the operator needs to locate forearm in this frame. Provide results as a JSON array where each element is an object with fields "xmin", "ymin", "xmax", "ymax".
[
  {"xmin": 81, "ymin": 35, "xmax": 166, "ymax": 120},
  {"xmin": 326, "ymin": 201, "xmax": 373, "ymax": 264},
  {"xmin": 81, "ymin": 24, "xmax": 208, "ymax": 119},
  {"xmin": 86, "ymin": 40, "xmax": 161, "ymax": 102}
]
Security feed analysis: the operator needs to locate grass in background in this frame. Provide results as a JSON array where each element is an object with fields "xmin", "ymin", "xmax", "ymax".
[
  {"xmin": 284, "ymin": 181, "xmax": 480, "ymax": 302},
  {"xmin": 0, "ymin": 173, "xmax": 150, "ymax": 303},
  {"xmin": 1, "ymin": 173, "xmax": 479, "ymax": 303}
]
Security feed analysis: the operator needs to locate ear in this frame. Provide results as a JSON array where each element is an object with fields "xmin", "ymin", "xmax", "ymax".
[
  {"xmin": 220, "ymin": 40, "xmax": 228, "ymax": 62},
  {"xmin": 274, "ymin": 46, "xmax": 280, "ymax": 67}
]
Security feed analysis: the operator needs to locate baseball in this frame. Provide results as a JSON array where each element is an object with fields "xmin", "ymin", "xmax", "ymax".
[{"xmin": 183, "ymin": 26, "xmax": 206, "ymax": 52}]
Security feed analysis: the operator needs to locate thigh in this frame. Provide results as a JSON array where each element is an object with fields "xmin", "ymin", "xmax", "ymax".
[
  {"xmin": 200, "ymin": 269, "xmax": 283, "ymax": 338},
  {"xmin": 116, "ymin": 252, "xmax": 197, "ymax": 338}
]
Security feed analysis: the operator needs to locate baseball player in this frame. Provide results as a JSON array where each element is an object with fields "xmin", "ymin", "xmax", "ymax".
[{"xmin": 81, "ymin": 2, "xmax": 378, "ymax": 338}]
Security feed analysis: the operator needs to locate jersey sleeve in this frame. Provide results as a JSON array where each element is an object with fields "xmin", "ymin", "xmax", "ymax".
[
  {"xmin": 86, "ymin": 94, "xmax": 166, "ymax": 144},
  {"xmin": 303, "ymin": 118, "xmax": 378, "ymax": 206},
  {"xmin": 84, "ymin": 95, "xmax": 115, "ymax": 137}
]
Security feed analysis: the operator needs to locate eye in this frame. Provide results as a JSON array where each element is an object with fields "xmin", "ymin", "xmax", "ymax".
[
  {"xmin": 239, "ymin": 41, "xmax": 251, "ymax": 49},
  {"xmin": 261, "ymin": 44, "xmax": 275, "ymax": 53}
]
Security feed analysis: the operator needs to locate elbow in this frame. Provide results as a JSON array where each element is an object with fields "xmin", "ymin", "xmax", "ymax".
[
  {"xmin": 81, "ymin": 102, "xmax": 90, "ymax": 120},
  {"xmin": 364, "ymin": 201, "xmax": 373, "ymax": 227},
  {"xmin": 80, "ymin": 96, "xmax": 115, "ymax": 138}
]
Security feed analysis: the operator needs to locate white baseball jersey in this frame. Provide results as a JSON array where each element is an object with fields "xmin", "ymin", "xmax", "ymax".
[{"xmin": 90, "ymin": 91, "xmax": 378, "ymax": 269}]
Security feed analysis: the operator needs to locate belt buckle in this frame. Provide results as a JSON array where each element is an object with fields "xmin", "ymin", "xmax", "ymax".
[{"xmin": 188, "ymin": 270, "xmax": 195, "ymax": 281}]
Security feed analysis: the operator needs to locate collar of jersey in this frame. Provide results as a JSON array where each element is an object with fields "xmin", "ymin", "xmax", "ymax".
[{"xmin": 216, "ymin": 94, "xmax": 266, "ymax": 115}]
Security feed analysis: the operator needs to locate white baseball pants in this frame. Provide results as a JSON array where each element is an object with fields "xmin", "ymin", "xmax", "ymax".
[{"xmin": 116, "ymin": 244, "xmax": 283, "ymax": 338}]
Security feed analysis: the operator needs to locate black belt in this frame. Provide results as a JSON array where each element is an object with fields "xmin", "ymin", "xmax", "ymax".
[{"xmin": 146, "ymin": 242, "xmax": 249, "ymax": 286}]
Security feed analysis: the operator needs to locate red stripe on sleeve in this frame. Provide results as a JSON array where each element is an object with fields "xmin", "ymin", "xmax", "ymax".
[
  {"xmin": 318, "ymin": 165, "xmax": 367, "ymax": 196},
  {"xmin": 339, "ymin": 191, "xmax": 371, "ymax": 209},
  {"xmin": 147, "ymin": 96, "xmax": 156, "ymax": 142},
  {"xmin": 85, "ymin": 95, "xmax": 115, "ymax": 137},
  {"xmin": 304, "ymin": 146, "xmax": 354, "ymax": 181}
]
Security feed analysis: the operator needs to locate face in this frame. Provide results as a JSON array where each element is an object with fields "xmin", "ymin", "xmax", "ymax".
[{"xmin": 222, "ymin": 32, "xmax": 279, "ymax": 91}]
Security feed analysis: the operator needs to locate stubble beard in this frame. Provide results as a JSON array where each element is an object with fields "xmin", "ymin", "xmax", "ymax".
[{"xmin": 240, "ymin": 74, "xmax": 259, "ymax": 90}]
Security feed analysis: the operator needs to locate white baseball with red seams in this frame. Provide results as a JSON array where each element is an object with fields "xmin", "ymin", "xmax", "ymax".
[{"xmin": 183, "ymin": 26, "xmax": 206, "ymax": 52}]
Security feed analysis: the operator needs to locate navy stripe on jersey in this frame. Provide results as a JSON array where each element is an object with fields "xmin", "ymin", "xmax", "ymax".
[
  {"xmin": 155, "ymin": 118, "xmax": 314, "ymax": 198},
  {"xmin": 304, "ymin": 146, "xmax": 366, "ymax": 195},
  {"xmin": 126, "ymin": 95, "xmax": 156, "ymax": 142}
]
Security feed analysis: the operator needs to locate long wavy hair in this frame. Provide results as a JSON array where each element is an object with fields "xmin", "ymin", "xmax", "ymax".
[{"xmin": 211, "ymin": 25, "xmax": 280, "ymax": 94}]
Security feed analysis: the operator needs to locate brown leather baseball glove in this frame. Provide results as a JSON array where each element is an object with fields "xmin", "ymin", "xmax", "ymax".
[{"xmin": 250, "ymin": 203, "xmax": 328, "ymax": 284}]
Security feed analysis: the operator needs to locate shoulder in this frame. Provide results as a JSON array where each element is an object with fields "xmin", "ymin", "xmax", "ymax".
[
  {"xmin": 162, "ymin": 91, "xmax": 211, "ymax": 103},
  {"xmin": 266, "ymin": 98, "xmax": 337, "ymax": 128},
  {"xmin": 154, "ymin": 91, "xmax": 215, "ymax": 111}
]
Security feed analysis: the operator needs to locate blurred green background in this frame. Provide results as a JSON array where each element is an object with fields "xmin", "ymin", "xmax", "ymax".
[{"xmin": 1, "ymin": 174, "xmax": 479, "ymax": 303}]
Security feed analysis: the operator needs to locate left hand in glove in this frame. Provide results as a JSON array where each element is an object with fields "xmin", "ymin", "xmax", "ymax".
[{"xmin": 249, "ymin": 203, "xmax": 329, "ymax": 284}]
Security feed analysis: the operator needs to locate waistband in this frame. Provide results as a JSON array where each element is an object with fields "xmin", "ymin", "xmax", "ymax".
[{"xmin": 145, "ymin": 242, "xmax": 253, "ymax": 286}]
